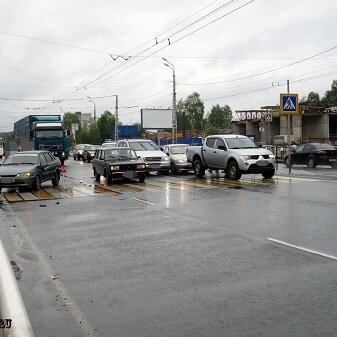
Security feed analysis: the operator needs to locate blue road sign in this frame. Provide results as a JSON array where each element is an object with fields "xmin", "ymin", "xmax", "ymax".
[{"xmin": 280, "ymin": 93, "xmax": 299, "ymax": 115}]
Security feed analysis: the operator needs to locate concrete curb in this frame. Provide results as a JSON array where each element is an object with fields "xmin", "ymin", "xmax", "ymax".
[{"xmin": 0, "ymin": 237, "xmax": 35, "ymax": 337}]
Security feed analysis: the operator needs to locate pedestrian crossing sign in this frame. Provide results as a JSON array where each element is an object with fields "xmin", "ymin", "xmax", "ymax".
[{"xmin": 280, "ymin": 93, "xmax": 299, "ymax": 115}]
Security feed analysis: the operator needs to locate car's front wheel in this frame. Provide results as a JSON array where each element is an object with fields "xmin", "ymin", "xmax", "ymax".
[
  {"xmin": 227, "ymin": 160, "xmax": 242, "ymax": 180},
  {"xmin": 262, "ymin": 169, "xmax": 275, "ymax": 179},
  {"xmin": 52, "ymin": 171, "xmax": 60, "ymax": 186},
  {"xmin": 170, "ymin": 163, "xmax": 177, "ymax": 175},
  {"xmin": 32, "ymin": 175, "xmax": 41, "ymax": 191},
  {"xmin": 306, "ymin": 156, "xmax": 316, "ymax": 168},
  {"xmin": 104, "ymin": 170, "xmax": 112, "ymax": 184},
  {"xmin": 94, "ymin": 169, "xmax": 100, "ymax": 182},
  {"xmin": 138, "ymin": 173, "xmax": 145, "ymax": 183},
  {"xmin": 284, "ymin": 156, "xmax": 291, "ymax": 167}
]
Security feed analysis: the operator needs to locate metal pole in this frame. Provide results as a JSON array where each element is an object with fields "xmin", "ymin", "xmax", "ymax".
[
  {"xmin": 87, "ymin": 97, "xmax": 96, "ymax": 144},
  {"xmin": 114, "ymin": 95, "xmax": 119, "ymax": 141},
  {"xmin": 172, "ymin": 68, "xmax": 176, "ymax": 144},
  {"xmin": 287, "ymin": 80, "xmax": 291, "ymax": 173},
  {"xmin": 162, "ymin": 58, "xmax": 177, "ymax": 144}
]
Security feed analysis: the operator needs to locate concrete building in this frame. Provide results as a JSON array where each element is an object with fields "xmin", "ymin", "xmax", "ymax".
[{"xmin": 233, "ymin": 103, "xmax": 337, "ymax": 146}]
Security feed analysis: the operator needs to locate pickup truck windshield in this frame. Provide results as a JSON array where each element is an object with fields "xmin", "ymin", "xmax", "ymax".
[{"xmin": 225, "ymin": 138, "xmax": 258, "ymax": 149}]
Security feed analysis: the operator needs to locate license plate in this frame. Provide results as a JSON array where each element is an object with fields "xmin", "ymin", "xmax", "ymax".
[
  {"xmin": 0, "ymin": 177, "xmax": 15, "ymax": 184},
  {"xmin": 123, "ymin": 171, "xmax": 136, "ymax": 179},
  {"xmin": 257, "ymin": 160, "xmax": 269, "ymax": 166}
]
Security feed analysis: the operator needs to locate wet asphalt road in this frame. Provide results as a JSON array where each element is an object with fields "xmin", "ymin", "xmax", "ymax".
[{"xmin": 1, "ymin": 159, "xmax": 337, "ymax": 337}]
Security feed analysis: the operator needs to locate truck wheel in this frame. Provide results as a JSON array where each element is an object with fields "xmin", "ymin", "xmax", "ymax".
[
  {"xmin": 193, "ymin": 158, "xmax": 205, "ymax": 177},
  {"xmin": 262, "ymin": 169, "xmax": 275, "ymax": 179},
  {"xmin": 32, "ymin": 175, "xmax": 41, "ymax": 191},
  {"xmin": 227, "ymin": 160, "xmax": 241, "ymax": 180},
  {"xmin": 52, "ymin": 171, "xmax": 60, "ymax": 186}
]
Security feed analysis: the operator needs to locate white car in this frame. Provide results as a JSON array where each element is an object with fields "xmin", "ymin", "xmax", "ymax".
[{"xmin": 116, "ymin": 139, "xmax": 170, "ymax": 174}]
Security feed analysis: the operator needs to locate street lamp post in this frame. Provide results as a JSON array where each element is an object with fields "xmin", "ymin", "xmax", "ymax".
[
  {"xmin": 87, "ymin": 96, "xmax": 96, "ymax": 144},
  {"xmin": 162, "ymin": 58, "xmax": 177, "ymax": 144}
]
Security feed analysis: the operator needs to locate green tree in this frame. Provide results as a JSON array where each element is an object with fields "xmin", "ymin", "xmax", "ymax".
[
  {"xmin": 322, "ymin": 80, "xmax": 337, "ymax": 105},
  {"xmin": 205, "ymin": 104, "xmax": 233, "ymax": 134},
  {"xmin": 183, "ymin": 92, "xmax": 205, "ymax": 133},
  {"xmin": 96, "ymin": 111, "xmax": 115, "ymax": 144}
]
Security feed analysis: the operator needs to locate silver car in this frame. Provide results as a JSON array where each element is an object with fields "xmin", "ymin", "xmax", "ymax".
[{"xmin": 163, "ymin": 144, "xmax": 192, "ymax": 174}]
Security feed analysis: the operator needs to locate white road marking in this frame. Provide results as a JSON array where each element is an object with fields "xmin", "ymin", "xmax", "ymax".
[
  {"xmin": 132, "ymin": 197, "xmax": 154, "ymax": 205},
  {"xmin": 267, "ymin": 238, "xmax": 337, "ymax": 261}
]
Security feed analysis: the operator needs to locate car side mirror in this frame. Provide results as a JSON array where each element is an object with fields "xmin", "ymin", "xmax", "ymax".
[{"xmin": 218, "ymin": 145, "xmax": 226, "ymax": 151}]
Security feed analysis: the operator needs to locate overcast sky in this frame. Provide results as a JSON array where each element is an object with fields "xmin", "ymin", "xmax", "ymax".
[{"xmin": 1, "ymin": 0, "xmax": 337, "ymax": 132}]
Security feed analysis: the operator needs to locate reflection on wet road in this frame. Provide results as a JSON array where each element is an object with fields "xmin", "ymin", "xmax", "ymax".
[{"xmin": 0, "ymin": 174, "xmax": 303, "ymax": 203}]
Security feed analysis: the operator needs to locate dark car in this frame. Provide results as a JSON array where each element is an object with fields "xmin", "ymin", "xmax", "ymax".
[
  {"xmin": 92, "ymin": 147, "xmax": 149, "ymax": 183},
  {"xmin": 0, "ymin": 150, "xmax": 61, "ymax": 191},
  {"xmin": 284, "ymin": 143, "xmax": 337, "ymax": 168},
  {"xmin": 73, "ymin": 144, "xmax": 90, "ymax": 160},
  {"xmin": 82, "ymin": 145, "xmax": 97, "ymax": 162}
]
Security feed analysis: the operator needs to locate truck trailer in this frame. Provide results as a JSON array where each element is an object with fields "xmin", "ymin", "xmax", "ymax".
[{"xmin": 14, "ymin": 115, "xmax": 71, "ymax": 164}]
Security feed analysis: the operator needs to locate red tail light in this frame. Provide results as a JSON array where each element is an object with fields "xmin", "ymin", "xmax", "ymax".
[{"xmin": 318, "ymin": 150, "xmax": 327, "ymax": 155}]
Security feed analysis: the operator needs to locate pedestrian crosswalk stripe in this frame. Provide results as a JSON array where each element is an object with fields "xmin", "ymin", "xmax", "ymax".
[{"xmin": 32, "ymin": 189, "xmax": 55, "ymax": 200}]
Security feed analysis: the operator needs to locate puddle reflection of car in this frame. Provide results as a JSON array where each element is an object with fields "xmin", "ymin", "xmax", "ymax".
[
  {"xmin": 92, "ymin": 147, "xmax": 149, "ymax": 183},
  {"xmin": 0, "ymin": 150, "xmax": 61, "ymax": 192},
  {"xmin": 82, "ymin": 145, "xmax": 98, "ymax": 162},
  {"xmin": 284, "ymin": 143, "xmax": 337, "ymax": 168},
  {"xmin": 163, "ymin": 144, "xmax": 192, "ymax": 174}
]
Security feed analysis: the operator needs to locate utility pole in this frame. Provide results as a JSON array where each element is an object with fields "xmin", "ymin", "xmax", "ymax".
[
  {"xmin": 287, "ymin": 80, "xmax": 292, "ymax": 174},
  {"xmin": 114, "ymin": 95, "xmax": 119, "ymax": 142},
  {"xmin": 87, "ymin": 96, "xmax": 96, "ymax": 144},
  {"xmin": 162, "ymin": 58, "xmax": 177, "ymax": 144}
]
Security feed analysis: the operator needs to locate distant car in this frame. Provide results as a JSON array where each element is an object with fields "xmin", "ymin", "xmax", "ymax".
[
  {"xmin": 73, "ymin": 144, "xmax": 90, "ymax": 160},
  {"xmin": 0, "ymin": 150, "xmax": 61, "ymax": 192},
  {"xmin": 163, "ymin": 144, "xmax": 192, "ymax": 174},
  {"xmin": 116, "ymin": 139, "xmax": 170, "ymax": 174},
  {"xmin": 284, "ymin": 143, "xmax": 337, "ymax": 168},
  {"xmin": 82, "ymin": 145, "xmax": 98, "ymax": 162},
  {"xmin": 101, "ymin": 142, "xmax": 116, "ymax": 148},
  {"xmin": 92, "ymin": 147, "xmax": 149, "ymax": 183}
]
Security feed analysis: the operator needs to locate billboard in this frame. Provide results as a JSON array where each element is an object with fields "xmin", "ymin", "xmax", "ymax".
[{"xmin": 141, "ymin": 109, "xmax": 172, "ymax": 129}]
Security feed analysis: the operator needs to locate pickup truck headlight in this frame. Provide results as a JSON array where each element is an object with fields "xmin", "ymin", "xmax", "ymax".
[
  {"xmin": 269, "ymin": 154, "xmax": 275, "ymax": 159},
  {"xmin": 240, "ymin": 155, "xmax": 250, "ymax": 161},
  {"xmin": 163, "ymin": 156, "xmax": 170, "ymax": 161},
  {"xmin": 137, "ymin": 164, "xmax": 146, "ymax": 169},
  {"xmin": 110, "ymin": 165, "xmax": 120, "ymax": 171},
  {"xmin": 16, "ymin": 172, "xmax": 32, "ymax": 177}
]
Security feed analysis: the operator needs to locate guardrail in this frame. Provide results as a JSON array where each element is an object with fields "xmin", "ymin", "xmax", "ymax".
[{"xmin": 0, "ymin": 238, "xmax": 35, "ymax": 337}]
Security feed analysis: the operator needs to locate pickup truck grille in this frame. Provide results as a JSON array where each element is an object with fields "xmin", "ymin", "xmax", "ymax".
[{"xmin": 250, "ymin": 155, "xmax": 271, "ymax": 159}]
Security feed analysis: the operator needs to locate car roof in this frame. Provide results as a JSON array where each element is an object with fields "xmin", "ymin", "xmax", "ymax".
[
  {"xmin": 209, "ymin": 134, "xmax": 247, "ymax": 139},
  {"xmin": 14, "ymin": 150, "xmax": 50, "ymax": 155},
  {"xmin": 119, "ymin": 139, "xmax": 153, "ymax": 142},
  {"xmin": 165, "ymin": 144, "xmax": 190, "ymax": 147},
  {"xmin": 98, "ymin": 146, "xmax": 133, "ymax": 150}
]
